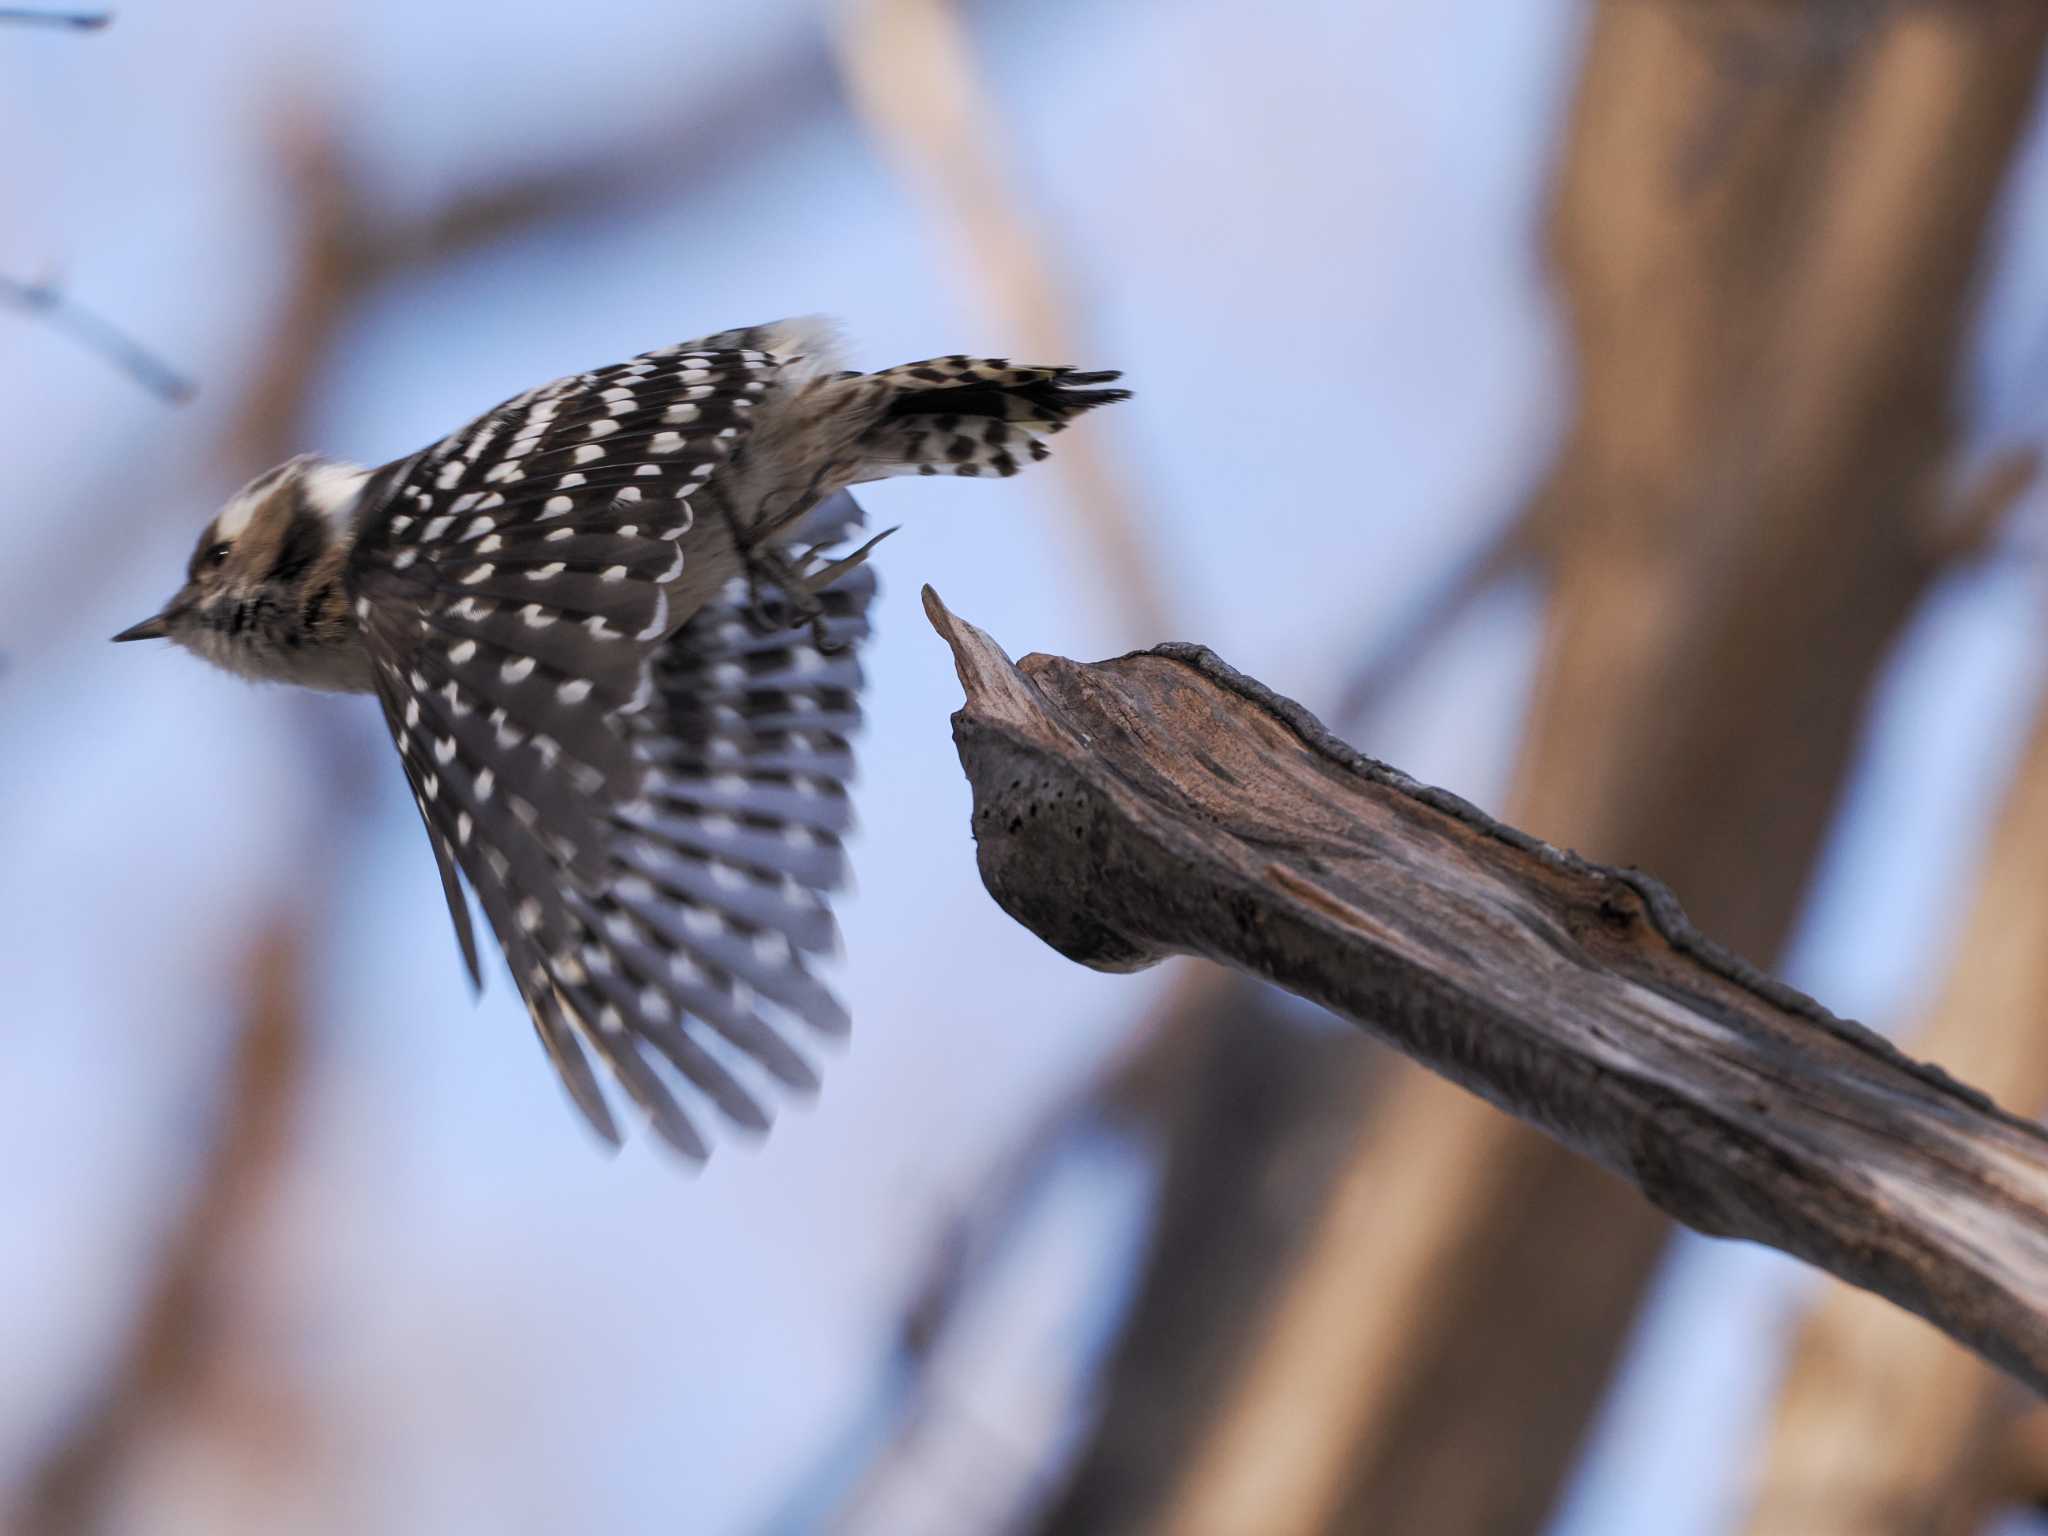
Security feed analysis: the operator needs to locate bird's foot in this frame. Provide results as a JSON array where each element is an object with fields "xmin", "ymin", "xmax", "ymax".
[{"xmin": 738, "ymin": 529, "xmax": 897, "ymax": 654}]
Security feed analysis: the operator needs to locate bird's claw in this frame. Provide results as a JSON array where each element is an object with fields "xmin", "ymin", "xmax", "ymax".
[{"xmin": 736, "ymin": 527, "xmax": 899, "ymax": 654}]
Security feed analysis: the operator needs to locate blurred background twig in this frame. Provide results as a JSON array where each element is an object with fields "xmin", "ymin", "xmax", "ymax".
[
  {"xmin": 0, "ymin": 9, "xmax": 108, "ymax": 29},
  {"xmin": 835, "ymin": 0, "xmax": 1166, "ymax": 642},
  {"xmin": 0, "ymin": 277, "xmax": 193, "ymax": 403},
  {"xmin": 1739, "ymin": 696, "xmax": 2048, "ymax": 1533}
]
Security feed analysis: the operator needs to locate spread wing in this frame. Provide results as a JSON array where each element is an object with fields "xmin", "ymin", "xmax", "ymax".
[{"xmin": 346, "ymin": 337, "xmax": 869, "ymax": 1154}]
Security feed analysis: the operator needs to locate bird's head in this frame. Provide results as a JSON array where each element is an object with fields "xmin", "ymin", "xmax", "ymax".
[{"xmin": 113, "ymin": 454, "xmax": 372, "ymax": 684}]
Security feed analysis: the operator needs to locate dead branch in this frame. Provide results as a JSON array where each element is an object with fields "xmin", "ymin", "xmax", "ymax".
[
  {"xmin": 1031, "ymin": 508, "xmax": 1542, "ymax": 1528},
  {"xmin": 923, "ymin": 587, "xmax": 2048, "ymax": 1405}
]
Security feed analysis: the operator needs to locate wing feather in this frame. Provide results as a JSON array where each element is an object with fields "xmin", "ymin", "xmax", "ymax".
[{"xmin": 346, "ymin": 330, "xmax": 874, "ymax": 1152}]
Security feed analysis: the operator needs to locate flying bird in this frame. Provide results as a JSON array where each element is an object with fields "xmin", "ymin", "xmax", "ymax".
[{"xmin": 115, "ymin": 318, "xmax": 1128, "ymax": 1155}]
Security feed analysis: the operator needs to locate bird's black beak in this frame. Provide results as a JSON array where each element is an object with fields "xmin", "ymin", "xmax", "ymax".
[{"xmin": 111, "ymin": 611, "xmax": 173, "ymax": 643}]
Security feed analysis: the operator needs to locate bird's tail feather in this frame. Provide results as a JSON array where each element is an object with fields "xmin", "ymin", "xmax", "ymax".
[{"xmin": 849, "ymin": 357, "xmax": 1129, "ymax": 482}]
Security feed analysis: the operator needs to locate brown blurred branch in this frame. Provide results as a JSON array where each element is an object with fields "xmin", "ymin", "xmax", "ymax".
[
  {"xmin": 225, "ymin": 49, "xmax": 823, "ymax": 472},
  {"xmin": 1117, "ymin": 6, "xmax": 2048, "ymax": 1533},
  {"xmin": 13, "ymin": 924, "xmax": 308, "ymax": 1536},
  {"xmin": 834, "ymin": 11, "xmax": 1509, "ymax": 1512},
  {"xmin": 1738, "ymin": 689, "xmax": 2048, "ymax": 1535},
  {"xmin": 29, "ymin": 39, "xmax": 899, "ymax": 1511},
  {"xmin": 1999, "ymin": 1406, "xmax": 2048, "ymax": 1508},
  {"xmin": 827, "ymin": 9, "xmax": 1301, "ymax": 1514},
  {"xmin": 925, "ymin": 589, "xmax": 2048, "ymax": 1405},
  {"xmin": 10, "ymin": 110, "xmax": 381, "ymax": 1536},
  {"xmin": 14, "ymin": 93, "xmax": 592, "ymax": 1529},
  {"xmin": 1927, "ymin": 444, "xmax": 2043, "ymax": 567},
  {"xmin": 834, "ymin": 0, "xmax": 1165, "ymax": 642}
]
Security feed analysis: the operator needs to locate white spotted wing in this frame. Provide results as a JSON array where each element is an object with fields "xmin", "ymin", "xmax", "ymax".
[{"xmin": 347, "ymin": 340, "xmax": 868, "ymax": 1155}]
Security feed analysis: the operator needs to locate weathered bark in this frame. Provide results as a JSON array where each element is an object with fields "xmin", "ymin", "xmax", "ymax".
[
  {"xmin": 1738, "ymin": 698, "xmax": 2048, "ymax": 1536},
  {"xmin": 923, "ymin": 589, "xmax": 2048, "ymax": 1398},
  {"xmin": 1132, "ymin": 5, "xmax": 2048, "ymax": 1533}
]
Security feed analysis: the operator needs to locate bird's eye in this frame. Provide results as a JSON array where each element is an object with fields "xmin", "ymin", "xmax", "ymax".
[{"xmin": 187, "ymin": 540, "xmax": 234, "ymax": 581}]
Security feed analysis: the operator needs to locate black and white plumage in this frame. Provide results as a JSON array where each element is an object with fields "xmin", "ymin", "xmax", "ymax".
[{"xmin": 113, "ymin": 318, "xmax": 1129, "ymax": 1154}]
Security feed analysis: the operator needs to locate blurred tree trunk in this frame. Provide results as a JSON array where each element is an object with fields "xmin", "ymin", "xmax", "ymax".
[
  {"xmin": 1738, "ymin": 693, "xmax": 2048, "ymax": 1536},
  {"xmin": 1148, "ymin": 6, "xmax": 2048, "ymax": 1535}
]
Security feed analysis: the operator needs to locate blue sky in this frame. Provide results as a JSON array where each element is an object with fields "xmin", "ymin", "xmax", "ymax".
[{"xmin": 1, "ymin": 3, "xmax": 2042, "ymax": 1532}]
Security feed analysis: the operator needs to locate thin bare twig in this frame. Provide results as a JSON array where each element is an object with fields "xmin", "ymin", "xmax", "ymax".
[
  {"xmin": 0, "ymin": 8, "xmax": 110, "ymax": 27},
  {"xmin": 1927, "ymin": 443, "xmax": 2045, "ymax": 565},
  {"xmin": 1327, "ymin": 507, "xmax": 1544, "ymax": 733},
  {"xmin": 0, "ymin": 277, "xmax": 194, "ymax": 401}
]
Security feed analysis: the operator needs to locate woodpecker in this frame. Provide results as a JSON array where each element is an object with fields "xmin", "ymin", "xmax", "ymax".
[{"xmin": 114, "ymin": 318, "xmax": 1128, "ymax": 1155}]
